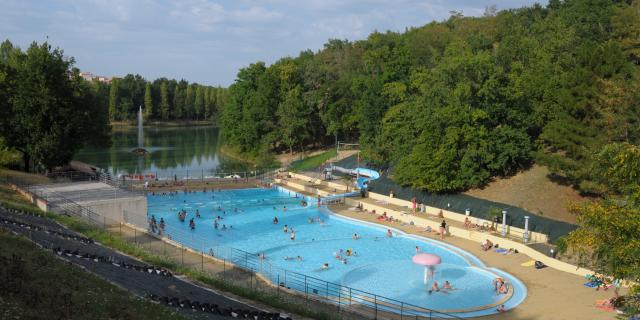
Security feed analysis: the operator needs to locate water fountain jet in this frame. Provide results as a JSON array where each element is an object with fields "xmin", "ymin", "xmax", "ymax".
[{"xmin": 132, "ymin": 105, "xmax": 148, "ymax": 155}]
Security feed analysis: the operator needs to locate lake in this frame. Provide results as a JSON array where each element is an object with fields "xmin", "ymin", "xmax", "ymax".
[{"xmin": 74, "ymin": 126, "xmax": 249, "ymax": 179}]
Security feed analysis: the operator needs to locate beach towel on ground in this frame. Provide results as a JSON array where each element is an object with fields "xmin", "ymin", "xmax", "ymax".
[
  {"xmin": 495, "ymin": 248, "xmax": 508, "ymax": 254},
  {"xmin": 521, "ymin": 260, "xmax": 535, "ymax": 267}
]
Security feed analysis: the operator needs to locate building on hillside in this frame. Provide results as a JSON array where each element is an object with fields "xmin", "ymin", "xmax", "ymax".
[{"xmin": 80, "ymin": 72, "xmax": 94, "ymax": 81}]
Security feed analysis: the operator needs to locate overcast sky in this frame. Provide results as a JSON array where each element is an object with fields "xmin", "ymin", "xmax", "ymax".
[{"xmin": 1, "ymin": 0, "xmax": 544, "ymax": 86}]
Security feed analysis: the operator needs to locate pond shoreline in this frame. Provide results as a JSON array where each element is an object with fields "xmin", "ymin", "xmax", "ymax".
[{"xmin": 110, "ymin": 120, "xmax": 216, "ymax": 128}]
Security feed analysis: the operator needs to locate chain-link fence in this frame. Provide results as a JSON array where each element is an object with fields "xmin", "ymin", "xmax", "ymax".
[{"xmin": 3, "ymin": 174, "xmax": 464, "ymax": 320}]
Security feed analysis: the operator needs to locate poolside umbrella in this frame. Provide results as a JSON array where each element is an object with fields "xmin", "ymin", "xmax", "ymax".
[{"xmin": 412, "ymin": 253, "xmax": 441, "ymax": 284}]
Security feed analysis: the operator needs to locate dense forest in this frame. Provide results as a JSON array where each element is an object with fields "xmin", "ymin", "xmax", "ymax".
[
  {"xmin": 221, "ymin": 0, "xmax": 640, "ymax": 195},
  {"xmin": 100, "ymin": 75, "xmax": 228, "ymax": 122}
]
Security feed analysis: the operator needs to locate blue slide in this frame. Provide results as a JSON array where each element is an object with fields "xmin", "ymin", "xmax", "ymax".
[{"xmin": 331, "ymin": 165, "xmax": 380, "ymax": 190}]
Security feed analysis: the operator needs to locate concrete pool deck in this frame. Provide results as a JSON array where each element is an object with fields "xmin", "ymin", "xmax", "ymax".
[
  {"xmin": 328, "ymin": 203, "xmax": 618, "ymax": 319},
  {"xmin": 273, "ymin": 175, "xmax": 619, "ymax": 319}
]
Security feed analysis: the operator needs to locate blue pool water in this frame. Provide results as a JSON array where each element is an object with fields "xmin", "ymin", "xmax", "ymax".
[{"xmin": 147, "ymin": 187, "xmax": 526, "ymax": 317}]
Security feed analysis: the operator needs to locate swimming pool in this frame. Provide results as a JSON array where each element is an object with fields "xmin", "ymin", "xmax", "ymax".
[{"xmin": 147, "ymin": 187, "xmax": 526, "ymax": 317}]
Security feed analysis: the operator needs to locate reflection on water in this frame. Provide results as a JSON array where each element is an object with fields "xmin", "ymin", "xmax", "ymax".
[{"xmin": 74, "ymin": 126, "xmax": 248, "ymax": 177}]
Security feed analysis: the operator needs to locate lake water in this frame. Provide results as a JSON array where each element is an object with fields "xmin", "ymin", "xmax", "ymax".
[{"xmin": 74, "ymin": 126, "xmax": 248, "ymax": 178}]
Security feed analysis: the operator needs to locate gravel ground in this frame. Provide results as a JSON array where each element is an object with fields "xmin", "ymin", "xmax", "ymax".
[{"xmin": 0, "ymin": 208, "xmax": 288, "ymax": 320}]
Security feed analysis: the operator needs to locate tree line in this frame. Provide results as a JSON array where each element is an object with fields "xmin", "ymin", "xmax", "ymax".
[
  {"xmin": 221, "ymin": 0, "xmax": 640, "ymax": 196},
  {"xmin": 0, "ymin": 39, "xmax": 229, "ymax": 172},
  {"xmin": 0, "ymin": 40, "xmax": 110, "ymax": 171},
  {"xmin": 104, "ymin": 75, "xmax": 228, "ymax": 122}
]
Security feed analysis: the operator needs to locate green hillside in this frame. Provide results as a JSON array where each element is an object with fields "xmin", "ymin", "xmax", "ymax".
[{"xmin": 220, "ymin": 0, "xmax": 640, "ymax": 195}]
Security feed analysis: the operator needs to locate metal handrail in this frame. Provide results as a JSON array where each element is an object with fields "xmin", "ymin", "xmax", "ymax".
[{"xmin": 137, "ymin": 212, "xmax": 465, "ymax": 319}]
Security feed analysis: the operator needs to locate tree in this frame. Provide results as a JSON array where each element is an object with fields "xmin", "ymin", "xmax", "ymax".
[
  {"xmin": 194, "ymin": 85, "xmax": 204, "ymax": 120},
  {"xmin": 108, "ymin": 79, "xmax": 119, "ymax": 121},
  {"xmin": 0, "ymin": 41, "xmax": 110, "ymax": 171},
  {"xmin": 173, "ymin": 86, "xmax": 184, "ymax": 119},
  {"xmin": 143, "ymin": 82, "xmax": 153, "ymax": 120},
  {"xmin": 276, "ymin": 85, "xmax": 310, "ymax": 155},
  {"xmin": 589, "ymin": 142, "xmax": 640, "ymax": 199},
  {"xmin": 563, "ymin": 199, "xmax": 640, "ymax": 296},
  {"xmin": 184, "ymin": 84, "xmax": 195, "ymax": 119},
  {"xmin": 159, "ymin": 82, "xmax": 170, "ymax": 120}
]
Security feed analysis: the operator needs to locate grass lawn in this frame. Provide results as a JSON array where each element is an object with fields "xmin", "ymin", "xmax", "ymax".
[{"xmin": 290, "ymin": 149, "xmax": 337, "ymax": 172}]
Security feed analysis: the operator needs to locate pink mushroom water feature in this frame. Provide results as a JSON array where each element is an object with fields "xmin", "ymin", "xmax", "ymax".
[{"xmin": 412, "ymin": 253, "xmax": 442, "ymax": 284}]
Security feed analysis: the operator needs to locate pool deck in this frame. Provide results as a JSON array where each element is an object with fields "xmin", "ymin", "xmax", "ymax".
[
  {"xmin": 134, "ymin": 180, "xmax": 265, "ymax": 192},
  {"xmin": 330, "ymin": 204, "xmax": 619, "ymax": 319},
  {"xmin": 275, "ymin": 176, "xmax": 620, "ymax": 319}
]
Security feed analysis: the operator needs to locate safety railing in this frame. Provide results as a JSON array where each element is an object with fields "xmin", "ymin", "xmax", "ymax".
[
  {"xmin": 2, "ymin": 174, "xmax": 463, "ymax": 319},
  {"xmin": 131, "ymin": 211, "xmax": 464, "ymax": 320}
]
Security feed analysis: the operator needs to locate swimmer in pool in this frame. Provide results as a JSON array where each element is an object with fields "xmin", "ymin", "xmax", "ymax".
[
  {"xmin": 283, "ymin": 225, "xmax": 288, "ymax": 233},
  {"xmin": 428, "ymin": 281, "xmax": 440, "ymax": 294}
]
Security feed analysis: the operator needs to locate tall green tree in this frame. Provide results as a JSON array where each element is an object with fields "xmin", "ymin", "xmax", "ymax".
[
  {"xmin": 184, "ymin": 84, "xmax": 195, "ymax": 119},
  {"xmin": 194, "ymin": 85, "xmax": 204, "ymax": 120},
  {"xmin": 108, "ymin": 79, "xmax": 119, "ymax": 121},
  {"xmin": 159, "ymin": 82, "xmax": 170, "ymax": 120},
  {"xmin": 173, "ymin": 86, "xmax": 184, "ymax": 119},
  {"xmin": 0, "ymin": 41, "xmax": 110, "ymax": 171},
  {"xmin": 276, "ymin": 85, "xmax": 310, "ymax": 154},
  {"xmin": 143, "ymin": 82, "xmax": 153, "ymax": 120}
]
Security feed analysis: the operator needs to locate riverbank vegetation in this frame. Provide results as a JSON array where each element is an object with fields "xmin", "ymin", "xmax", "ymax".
[{"xmin": 221, "ymin": 0, "xmax": 640, "ymax": 195}]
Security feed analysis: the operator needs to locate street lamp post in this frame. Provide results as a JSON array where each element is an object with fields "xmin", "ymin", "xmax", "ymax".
[
  {"xmin": 524, "ymin": 216, "xmax": 530, "ymax": 243},
  {"xmin": 501, "ymin": 210, "xmax": 507, "ymax": 237}
]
